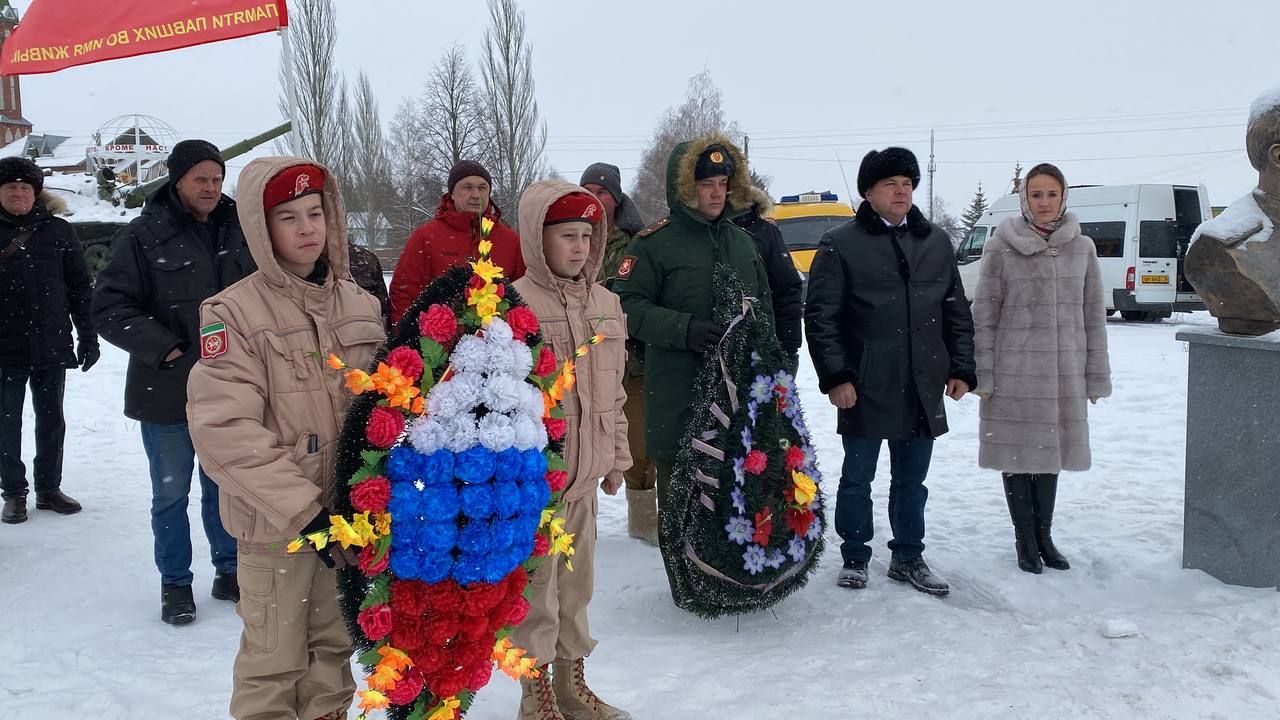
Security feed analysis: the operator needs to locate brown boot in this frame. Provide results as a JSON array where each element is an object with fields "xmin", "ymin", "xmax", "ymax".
[
  {"xmin": 625, "ymin": 487, "xmax": 659, "ymax": 546},
  {"xmin": 552, "ymin": 658, "xmax": 631, "ymax": 720},
  {"xmin": 517, "ymin": 665, "xmax": 565, "ymax": 720}
]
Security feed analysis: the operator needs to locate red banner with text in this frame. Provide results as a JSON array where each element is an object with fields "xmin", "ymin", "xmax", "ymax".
[{"xmin": 1, "ymin": 0, "xmax": 288, "ymax": 76}]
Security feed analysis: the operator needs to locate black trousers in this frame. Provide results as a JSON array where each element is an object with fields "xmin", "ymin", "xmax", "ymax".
[{"xmin": 0, "ymin": 366, "xmax": 66, "ymax": 499}]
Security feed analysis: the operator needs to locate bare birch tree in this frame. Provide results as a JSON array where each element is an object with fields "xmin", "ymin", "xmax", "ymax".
[
  {"xmin": 480, "ymin": 0, "xmax": 547, "ymax": 223},
  {"xmin": 349, "ymin": 71, "xmax": 393, "ymax": 248},
  {"xmin": 422, "ymin": 44, "xmax": 490, "ymax": 182},
  {"xmin": 276, "ymin": 0, "xmax": 341, "ymax": 165}
]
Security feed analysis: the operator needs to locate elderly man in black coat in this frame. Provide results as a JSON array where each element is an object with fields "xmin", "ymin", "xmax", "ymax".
[
  {"xmin": 0, "ymin": 157, "xmax": 96, "ymax": 525},
  {"xmin": 804, "ymin": 147, "xmax": 975, "ymax": 597}
]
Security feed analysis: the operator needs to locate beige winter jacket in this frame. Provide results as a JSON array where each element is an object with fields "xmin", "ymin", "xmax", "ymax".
[
  {"xmin": 973, "ymin": 213, "xmax": 1112, "ymax": 474},
  {"xmin": 187, "ymin": 158, "xmax": 385, "ymax": 551},
  {"xmin": 513, "ymin": 180, "xmax": 631, "ymax": 503}
]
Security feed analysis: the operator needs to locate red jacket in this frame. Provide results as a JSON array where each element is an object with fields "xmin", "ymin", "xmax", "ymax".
[{"xmin": 388, "ymin": 194, "xmax": 525, "ymax": 325}]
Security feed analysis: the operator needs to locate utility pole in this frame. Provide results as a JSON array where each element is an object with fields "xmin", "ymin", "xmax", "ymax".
[
  {"xmin": 744, "ymin": 134, "xmax": 750, "ymax": 161},
  {"xmin": 928, "ymin": 129, "xmax": 936, "ymax": 221}
]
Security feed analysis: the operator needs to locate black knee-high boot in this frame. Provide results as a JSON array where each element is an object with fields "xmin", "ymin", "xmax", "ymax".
[
  {"xmin": 1002, "ymin": 473, "xmax": 1042, "ymax": 574},
  {"xmin": 1031, "ymin": 474, "xmax": 1070, "ymax": 570}
]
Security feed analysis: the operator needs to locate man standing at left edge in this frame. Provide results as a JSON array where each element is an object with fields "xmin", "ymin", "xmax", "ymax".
[{"xmin": 93, "ymin": 140, "xmax": 256, "ymax": 625}]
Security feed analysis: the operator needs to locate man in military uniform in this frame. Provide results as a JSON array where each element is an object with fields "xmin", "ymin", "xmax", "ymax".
[
  {"xmin": 579, "ymin": 162, "xmax": 656, "ymax": 544},
  {"xmin": 613, "ymin": 134, "xmax": 774, "ymax": 569},
  {"xmin": 348, "ymin": 243, "xmax": 390, "ymax": 330}
]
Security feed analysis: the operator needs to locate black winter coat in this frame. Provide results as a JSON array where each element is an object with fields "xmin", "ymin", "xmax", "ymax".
[
  {"xmin": 92, "ymin": 185, "xmax": 255, "ymax": 423},
  {"xmin": 0, "ymin": 198, "xmax": 95, "ymax": 369},
  {"xmin": 735, "ymin": 210, "xmax": 804, "ymax": 354},
  {"xmin": 804, "ymin": 202, "xmax": 976, "ymax": 439}
]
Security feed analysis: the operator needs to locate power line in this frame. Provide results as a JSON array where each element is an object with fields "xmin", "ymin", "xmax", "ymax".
[{"xmin": 750, "ymin": 148, "xmax": 1243, "ymax": 166}]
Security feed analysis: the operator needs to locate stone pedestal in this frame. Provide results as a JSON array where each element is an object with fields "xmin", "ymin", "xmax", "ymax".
[{"xmin": 1177, "ymin": 327, "xmax": 1280, "ymax": 589}]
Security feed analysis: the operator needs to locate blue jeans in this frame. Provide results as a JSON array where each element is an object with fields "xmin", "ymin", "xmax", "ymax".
[
  {"xmin": 140, "ymin": 421, "xmax": 237, "ymax": 586},
  {"xmin": 836, "ymin": 435, "xmax": 935, "ymax": 563}
]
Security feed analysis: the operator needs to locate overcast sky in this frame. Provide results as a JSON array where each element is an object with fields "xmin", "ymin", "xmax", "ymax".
[{"xmin": 11, "ymin": 0, "xmax": 1279, "ymax": 214}]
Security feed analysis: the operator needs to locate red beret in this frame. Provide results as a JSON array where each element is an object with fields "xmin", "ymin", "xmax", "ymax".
[
  {"xmin": 544, "ymin": 192, "xmax": 602, "ymax": 226},
  {"xmin": 264, "ymin": 164, "xmax": 326, "ymax": 211}
]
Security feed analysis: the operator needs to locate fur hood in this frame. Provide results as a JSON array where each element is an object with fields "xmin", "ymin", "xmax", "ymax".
[
  {"xmin": 39, "ymin": 191, "xmax": 68, "ymax": 216},
  {"xmin": 743, "ymin": 186, "xmax": 773, "ymax": 217},
  {"xmin": 666, "ymin": 131, "xmax": 752, "ymax": 223}
]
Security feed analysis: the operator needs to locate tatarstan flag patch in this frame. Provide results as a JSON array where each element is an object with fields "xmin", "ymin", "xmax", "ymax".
[{"xmin": 200, "ymin": 322, "xmax": 228, "ymax": 360}]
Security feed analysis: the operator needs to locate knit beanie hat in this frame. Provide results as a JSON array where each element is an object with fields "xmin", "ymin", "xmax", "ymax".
[
  {"xmin": 447, "ymin": 159, "xmax": 492, "ymax": 192},
  {"xmin": 167, "ymin": 139, "xmax": 225, "ymax": 183}
]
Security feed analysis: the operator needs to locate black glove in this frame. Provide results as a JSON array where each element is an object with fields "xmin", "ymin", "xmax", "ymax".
[
  {"xmin": 76, "ymin": 339, "xmax": 100, "ymax": 372},
  {"xmin": 685, "ymin": 320, "xmax": 725, "ymax": 353},
  {"xmin": 783, "ymin": 350, "xmax": 800, "ymax": 376},
  {"xmin": 300, "ymin": 511, "xmax": 337, "ymax": 568}
]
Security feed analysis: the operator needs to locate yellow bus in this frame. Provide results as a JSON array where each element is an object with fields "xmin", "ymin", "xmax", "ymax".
[{"xmin": 771, "ymin": 191, "xmax": 856, "ymax": 275}]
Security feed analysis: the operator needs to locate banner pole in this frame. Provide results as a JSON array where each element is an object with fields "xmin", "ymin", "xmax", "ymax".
[{"xmin": 280, "ymin": 23, "xmax": 302, "ymax": 156}]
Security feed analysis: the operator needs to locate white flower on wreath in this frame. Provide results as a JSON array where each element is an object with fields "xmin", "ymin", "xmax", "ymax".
[
  {"xmin": 743, "ymin": 544, "xmax": 767, "ymax": 575},
  {"xmin": 484, "ymin": 317, "xmax": 514, "ymax": 345},
  {"xmin": 509, "ymin": 339, "xmax": 534, "ymax": 379},
  {"xmin": 749, "ymin": 374, "xmax": 773, "ymax": 404},
  {"xmin": 449, "ymin": 335, "xmax": 490, "ymax": 375},
  {"xmin": 406, "ymin": 416, "xmax": 447, "ymax": 455},
  {"xmin": 512, "ymin": 415, "xmax": 544, "ymax": 451},
  {"xmin": 806, "ymin": 517, "xmax": 823, "ymax": 541},
  {"xmin": 483, "ymin": 374, "xmax": 525, "ymax": 414},
  {"xmin": 520, "ymin": 384, "xmax": 545, "ymax": 423},
  {"xmin": 428, "ymin": 371, "xmax": 482, "ymax": 417},
  {"xmin": 477, "ymin": 412, "xmax": 516, "ymax": 451},
  {"xmin": 787, "ymin": 537, "xmax": 807, "ymax": 563},
  {"xmin": 764, "ymin": 548, "xmax": 786, "ymax": 569},
  {"xmin": 442, "ymin": 412, "xmax": 479, "ymax": 452}
]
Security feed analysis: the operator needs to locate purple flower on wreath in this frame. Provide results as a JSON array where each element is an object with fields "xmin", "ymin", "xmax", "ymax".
[
  {"xmin": 730, "ymin": 486, "xmax": 746, "ymax": 515},
  {"xmin": 775, "ymin": 370, "xmax": 795, "ymax": 394},
  {"xmin": 806, "ymin": 517, "xmax": 823, "ymax": 541},
  {"xmin": 733, "ymin": 456, "xmax": 746, "ymax": 486},
  {"xmin": 747, "ymin": 399, "xmax": 758, "ymax": 425},
  {"xmin": 743, "ymin": 544, "xmax": 767, "ymax": 575},
  {"xmin": 765, "ymin": 548, "xmax": 786, "ymax": 569},
  {"xmin": 788, "ymin": 537, "xmax": 807, "ymax": 562},
  {"xmin": 725, "ymin": 515, "xmax": 753, "ymax": 545},
  {"xmin": 749, "ymin": 375, "xmax": 773, "ymax": 404},
  {"xmin": 782, "ymin": 398, "xmax": 801, "ymax": 420},
  {"xmin": 739, "ymin": 425, "xmax": 753, "ymax": 453},
  {"xmin": 750, "ymin": 351, "xmax": 762, "ymax": 367},
  {"xmin": 802, "ymin": 445, "xmax": 818, "ymax": 471}
]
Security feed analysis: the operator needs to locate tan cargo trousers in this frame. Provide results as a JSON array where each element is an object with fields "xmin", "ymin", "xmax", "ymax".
[
  {"xmin": 230, "ymin": 546, "xmax": 356, "ymax": 720},
  {"xmin": 511, "ymin": 493, "xmax": 599, "ymax": 664}
]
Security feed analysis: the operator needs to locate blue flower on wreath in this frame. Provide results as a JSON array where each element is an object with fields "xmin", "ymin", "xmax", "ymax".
[
  {"xmin": 749, "ymin": 374, "xmax": 773, "ymax": 404},
  {"xmin": 492, "ymin": 479, "xmax": 522, "ymax": 519},
  {"xmin": 743, "ymin": 544, "xmax": 767, "ymax": 575},
  {"xmin": 733, "ymin": 456, "xmax": 745, "ymax": 486},
  {"xmin": 806, "ymin": 517, "xmax": 823, "ymax": 541},
  {"xmin": 490, "ymin": 518, "xmax": 517, "ymax": 553},
  {"xmin": 788, "ymin": 537, "xmax": 807, "ymax": 563},
  {"xmin": 765, "ymin": 548, "xmax": 786, "ymax": 570},
  {"xmin": 521, "ymin": 476, "xmax": 551, "ymax": 516},
  {"xmin": 731, "ymin": 486, "xmax": 746, "ymax": 515},
  {"xmin": 455, "ymin": 446, "xmax": 497, "ymax": 484},
  {"xmin": 725, "ymin": 515, "xmax": 753, "ymax": 545},
  {"xmin": 457, "ymin": 519, "xmax": 493, "ymax": 556},
  {"xmin": 775, "ymin": 370, "xmax": 795, "ymax": 394},
  {"xmin": 420, "ymin": 450, "xmax": 456, "ymax": 485},
  {"xmin": 740, "ymin": 425, "xmax": 753, "ymax": 453},
  {"xmin": 494, "ymin": 448, "xmax": 524, "ymax": 483},
  {"xmin": 750, "ymin": 351, "xmax": 762, "ymax": 367},
  {"xmin": 459, "ymin": 481, "xmax": 495, "ymax": 520},
  {"xmin": 385, "ymin": 446, "xmax": 423, "ymax": 484},
  {"xmin": 416, "ymin": 521, "xmax": 458, "ymax": 554},
  {"xmin": 520, "ymin": 449, "xmax": 548, "ymax": 484}
]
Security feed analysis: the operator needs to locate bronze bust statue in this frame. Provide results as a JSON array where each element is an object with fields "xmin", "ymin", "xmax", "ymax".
[{"xmin": 1186, "ymin": 90, "xmax": 1280, "ymax": 336}]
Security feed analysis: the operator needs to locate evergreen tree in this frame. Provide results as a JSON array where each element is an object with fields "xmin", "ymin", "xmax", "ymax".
[{"xmin": 961, "ymin": 182, "xmax": 989, "ymax": 243}]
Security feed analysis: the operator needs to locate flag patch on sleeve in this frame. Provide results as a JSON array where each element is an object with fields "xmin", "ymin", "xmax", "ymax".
[
  {"xmin": 200, "ymin": 322, "xmax": 229, "ymax": 360},
  {"xmin": 617, "ymin": 255, "xmax": 637, "ymax": 279}
]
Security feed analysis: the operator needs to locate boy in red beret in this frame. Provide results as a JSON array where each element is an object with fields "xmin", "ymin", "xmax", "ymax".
[
  {"xmin": 510, "ymin": 180, "xmax": 633, "ymax": 720},
  {"xmin": 187, "ymin": 158, "xmax": 386, "ymax": 719}
]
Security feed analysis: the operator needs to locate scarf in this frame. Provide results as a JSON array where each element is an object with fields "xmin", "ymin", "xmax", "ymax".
[{"xmin": 1019, "ymin": 179, "xmax": 1069, "ymax": 238}]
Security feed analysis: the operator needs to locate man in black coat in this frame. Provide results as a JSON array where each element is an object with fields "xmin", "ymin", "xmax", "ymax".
[
  {"xmin": 804, "ymin": 147, "xmax": 976, "ymax": 597},
  {"xmin": 92, "ymin": 139, "xmax": 256, "ymax": 624},
  {"xmin": 0, "ymin": 158, "xmax": 96, "ymax": 524},
  {"xmin": 734, "ymin": 186, "xmax": 804, "ymax": 368}
]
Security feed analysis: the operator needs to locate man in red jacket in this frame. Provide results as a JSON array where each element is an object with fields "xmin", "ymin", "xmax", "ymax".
[{"xmin": 389, "ymin": 159, "xmax": 525, "ymax": 326}]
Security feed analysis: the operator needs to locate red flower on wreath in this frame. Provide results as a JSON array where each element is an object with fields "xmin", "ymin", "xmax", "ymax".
[
  {"xmin": 752, "ymin": 508, "xmax": 774, "ymax": 546},
  {"xmin": 390, "ymin": 580, "xmax": 431, "ymax": 616},
  {"xmin": 744, "ymin": 449, "xmax": 768, "ymax": 475},
  {"xmin": 544, "ymin": 416, "xmax": 567, "ymax": 441},
  {"xmin": 507, "ymin": 595, "xmax": 531, "ymax": 625},
  {"xmin": 356, "ymin": 604, "xmax": 393, "ymax": 641},
  {"xmin": 545, "ymin": 469, "xmax": 569, "ymax": 493},
  {"xmin": 785, "ymin": 507, "xmax": 816, "ymax": 538},
  {"xmin": 785, "ymin": 445, "xmax": 806, "ymax": 471},
  {"xmin": 386, "ymin": 345, "xmax": 425, "ymax": 383},
  {"xmin": 357, "ymin": 543, "xmax": 389, "ymax": 577},
  {"xmin": 533, "ymin": 532, "xmax": 550, "ymax": 557},
  {"xmin": 387, "ymin": 667, "xmax": 426, "ymax": 706},
  {"xmin": 468, "ymin": 659, "xmax": 494, "ymax": 690},
  {"xmin": 429, "ymin": 667, "xmax": 468, "ymax": 700},
  {"xmin": 351, "ymin": 475, "xmax": 391, "ymax": 513},
  {"xmin": 365, "ymin": 406, "xmax": 404, "ymax": 449},
  {"xmin": 419, "ymin": 304, "xmax": 458, "ymax": 344},
  {"xmin": 534, "ymin": 346, "xmax": 558, "ymax": 376},
  {"xmin": 505, "ymin": 305, "xmax": 540, "ymax": 340}
]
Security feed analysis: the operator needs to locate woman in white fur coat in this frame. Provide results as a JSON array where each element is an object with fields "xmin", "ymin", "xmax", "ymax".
[{"xmin": 972, "ymin": 163, "xmax": 1112, "ymax": 574}]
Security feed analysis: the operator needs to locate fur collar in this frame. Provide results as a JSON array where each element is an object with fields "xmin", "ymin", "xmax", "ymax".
[
  {"xmin": 999, "ymin": 212, "xmax": 1082, "ymax": 256},
  {"xmin": 854, "ymin": 201, "xmax": 932, "ymax": 238}
]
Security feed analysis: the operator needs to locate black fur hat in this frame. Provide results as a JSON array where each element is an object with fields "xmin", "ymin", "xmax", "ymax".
[
  {"xmin": 0, "ymin": 156, "xmax": 43, "ymax": 192},
  {"xmin": 694, "ymin": 144, "xmax": 736, "ymax": 181},
  {"xmin": 856, "ymin": 147, "xmax": 920, "ymax": 196}
]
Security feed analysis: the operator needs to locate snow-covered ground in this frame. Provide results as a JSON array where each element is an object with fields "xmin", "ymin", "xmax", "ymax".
[{"xmin": 3, "ymin": 312, "xmax": 1277, "ymax": 719}]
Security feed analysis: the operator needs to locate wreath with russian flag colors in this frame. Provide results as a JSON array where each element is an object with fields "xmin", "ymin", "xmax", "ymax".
[{"xmin": 292, "ymin": 223, "xmax": 596, "ymax": 720}]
